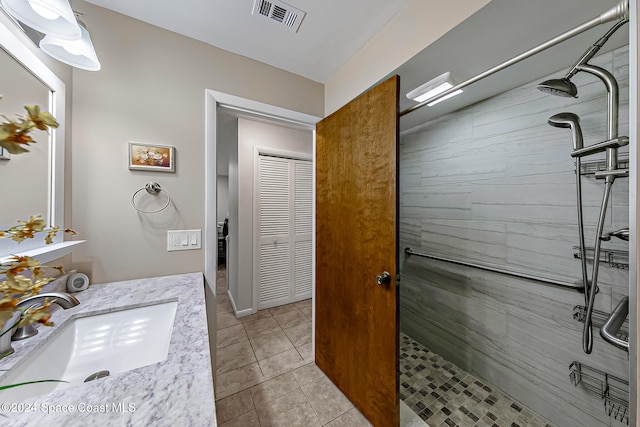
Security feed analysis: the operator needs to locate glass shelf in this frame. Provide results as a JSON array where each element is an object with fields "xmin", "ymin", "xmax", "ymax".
[{"xmin": 0, "ymin": 240, "xmax": 86, "ymax": 266}]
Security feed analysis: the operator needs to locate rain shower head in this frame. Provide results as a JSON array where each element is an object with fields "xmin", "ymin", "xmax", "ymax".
[
  {"xmin": 538, "ymin": 78, "xmax": 578, "ymax": 98},
  {"xmin": 537, "ymin": 18, "xmax": 628, "ymax": 98},
  {"xmin": 548, "ymin": 112, "xmax": 583, "ymax": 150}
]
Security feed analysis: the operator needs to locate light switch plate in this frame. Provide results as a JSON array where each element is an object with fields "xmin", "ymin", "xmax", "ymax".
[{"xmin": 167, "ymin": 229, "xmax": 201, "ymax": 251}]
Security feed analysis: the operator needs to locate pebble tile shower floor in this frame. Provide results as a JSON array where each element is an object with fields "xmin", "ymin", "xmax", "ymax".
[{"xmin": 400, "ymin": 334, "xmax": 555, "ymax": 427}]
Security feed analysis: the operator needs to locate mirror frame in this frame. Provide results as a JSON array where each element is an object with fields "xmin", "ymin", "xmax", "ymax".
[{"xmin": 0, "ymin": 16, "xmax": 66, "ymax": 257}]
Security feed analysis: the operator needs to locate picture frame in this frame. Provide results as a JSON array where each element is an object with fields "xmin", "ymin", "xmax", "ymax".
[{"xmin": 128, "ymin": 142, "xmax": 175, "ymax": 172}]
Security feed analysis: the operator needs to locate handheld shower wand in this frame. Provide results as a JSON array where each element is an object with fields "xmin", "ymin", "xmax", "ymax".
[
  {"xmin": 547, "ymin": 113, "xmax": 589, "ymax": 309},
  {"xmin": 548, "ymin": 113, "xmax": 583, "ymax": 150}
]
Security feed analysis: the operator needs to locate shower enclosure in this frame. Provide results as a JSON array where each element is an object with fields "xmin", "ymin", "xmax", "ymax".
[{"xmin": 397, "ymin": 3, "xmax": 633, "ymax": 427}]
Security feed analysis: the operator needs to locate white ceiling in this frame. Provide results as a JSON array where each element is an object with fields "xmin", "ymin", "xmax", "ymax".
[{"xmin": 83, "ymin": 0, "xmax": 410, "ymax": 83}]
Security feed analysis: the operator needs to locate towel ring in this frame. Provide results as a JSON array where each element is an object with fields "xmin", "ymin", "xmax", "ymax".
[{"xmin": 131, "ymin": 182, "xmax": 171, "ymax": 213}]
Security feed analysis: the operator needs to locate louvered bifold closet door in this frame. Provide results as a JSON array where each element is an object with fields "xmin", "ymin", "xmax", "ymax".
[
  {"xmin": 258, "ymin": 156, "xmax": 292, "ymax": 309},
  {"xmin": 293, "ymin": 160, "xmax": 312, "ymax": 301}
]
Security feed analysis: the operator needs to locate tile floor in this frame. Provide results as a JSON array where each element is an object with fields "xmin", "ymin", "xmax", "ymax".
[
  {"xmin": 214, "ymin": 268, "xmax": 373, "ymax": 426},
  {"xmin": 400, "ymin": 333, "xmax": 555, "ymax": 427},
  {"xmin": 214, "ymin": 269, "xmax": 556, "ymax": 427}
]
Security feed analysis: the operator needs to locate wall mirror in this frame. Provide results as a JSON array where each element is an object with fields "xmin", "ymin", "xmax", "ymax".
[{"xmin": 0, "ymin": 16, "xmax": 66, "ymax": 258}]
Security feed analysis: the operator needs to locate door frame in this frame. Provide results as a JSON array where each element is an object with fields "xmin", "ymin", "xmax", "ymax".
[
  {"xmin": 252, "ymin": 147, "xmax": 313, "ymax": 311},
  {"xmin": 204, "ymin": 89, "xmax": 320, "ymax": 352}
]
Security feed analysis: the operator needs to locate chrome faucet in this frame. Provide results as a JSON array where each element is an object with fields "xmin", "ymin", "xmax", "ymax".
[{"xmin": 11, "ymin": 292, "xmax": 80, "ymax": 341}]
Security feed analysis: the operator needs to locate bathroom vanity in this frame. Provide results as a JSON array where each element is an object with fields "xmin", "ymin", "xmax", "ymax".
[{"xmin": 0, "ymin": 273, "xmax": 216, "ymax": 426}]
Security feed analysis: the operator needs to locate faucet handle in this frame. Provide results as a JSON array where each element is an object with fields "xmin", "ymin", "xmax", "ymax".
[
  {"xmin": 12, "ymin": 292, "xmax": 80, "ymax": 341},
  {"xmin": 11, "ymin": 323, "xmax": 39, "ymax": 341}
]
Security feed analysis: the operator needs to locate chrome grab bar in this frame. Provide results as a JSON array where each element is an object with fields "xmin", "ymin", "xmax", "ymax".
[
  {"xmin": 600, "ymin": 296, "xmax": 629, "ymax": 351},
  {"xmin": 404, "ymin": 247, "xmax": 584, "ymax": 291}
]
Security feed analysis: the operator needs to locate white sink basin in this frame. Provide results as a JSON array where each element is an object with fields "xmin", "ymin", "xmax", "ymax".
[{"xmin": 0, "ymin": 301, "xmax": 177, "ymax": 403}]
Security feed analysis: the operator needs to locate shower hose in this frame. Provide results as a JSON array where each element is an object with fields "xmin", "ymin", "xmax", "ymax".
[{"xmin": 582, "ymin": 178, "xmax": 614, "ymax": 354}]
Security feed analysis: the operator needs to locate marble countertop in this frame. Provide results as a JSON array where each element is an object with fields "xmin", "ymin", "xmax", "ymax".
[{"xmin": 0, "ymin": 272, "xmax": 216, "ymax": 426}]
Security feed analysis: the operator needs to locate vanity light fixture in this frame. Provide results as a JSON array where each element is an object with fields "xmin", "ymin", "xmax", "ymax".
[
  {"xmin": 1, "ymin": 0, "xmax": 81, "ymax": 40},
  {"xmin": 406, "ymin": 71, "xmax": 463, "ymax": 106},
  {"xmin": 39, "ymin": 17, "xmax": 101, "ymax": 71}
]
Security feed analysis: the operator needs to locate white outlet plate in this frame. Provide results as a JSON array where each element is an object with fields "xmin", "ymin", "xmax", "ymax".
[{"xmin": 167, "ymin": 229, "xmax": 201, "ymax": 251}]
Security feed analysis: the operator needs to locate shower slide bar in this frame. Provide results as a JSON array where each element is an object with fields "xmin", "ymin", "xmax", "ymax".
[
  {"xmin": 404, "ymin": 247, "xmax": 583, "ymax": 291},
  {"xmin": 400, "ymin": 0, "xmax": 628, "ymax": 117}
]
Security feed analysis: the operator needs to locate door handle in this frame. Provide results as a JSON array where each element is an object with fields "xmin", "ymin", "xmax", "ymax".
[{"xmin": 376, "ymin": 271, "xmax": 391, "ymax": 286}]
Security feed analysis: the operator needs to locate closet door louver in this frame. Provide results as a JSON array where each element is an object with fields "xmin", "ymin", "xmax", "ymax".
[
  {"xmin": 293, "ymin": 161, "xmax": 312, "ymax": 301},
  {"xmin": 257, "ymin": 155, "xmax": 312, "ymax": 309},
  {"xmin": 258, "ymin": 157, "xmax": 291, "ymax": 308}
]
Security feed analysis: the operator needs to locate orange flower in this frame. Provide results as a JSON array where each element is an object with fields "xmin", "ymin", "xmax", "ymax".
[
  {"xmin": 24, "ymin": 105, "xmax": 58, "ymax": 132},
  {"xmin": 0, "ymin": 221, "xmax": 67, "ymax": 332},
  {"xmin": 0, "ymin": 104, "xmax": 58, "ymax": 154},
  {"xmin": 0, "ymin": 254, "xmax": 60, "ymax": 331},
  {"xmin": 18, "ymin": 301, "xmax": 54, "ymax": 328},
  {"xmin": 0, "ymin": 122, "xmax": 35, "ymax": 154},
  {"xmin": 2, "ymin": 215, "xmax": 48, "ymax": 243}
]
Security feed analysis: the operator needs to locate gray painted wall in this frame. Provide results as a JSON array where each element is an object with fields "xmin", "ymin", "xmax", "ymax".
[
  {"xmin": 231, "ymin": 118, "xmax": 313, "ymax": 314},
  {"xmin": 399, "ymin": 46, "xmax": 630, "ymax": 427},
  {"xmin": 217, "ymin": 175, "xmax": 229, "ymax": 223}
]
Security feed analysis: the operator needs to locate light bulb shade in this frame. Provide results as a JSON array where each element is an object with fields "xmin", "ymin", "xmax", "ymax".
[
  {"xmin": 406, "ymin": 71, "xmax": 463, "ymax": 106},
  {"xmin": 1, "ymin": 0, "xmax": 81, "ymax": 40},
  {"xmin": 40, "ymin": 24, "xmax": 101, "ymax": 71}
]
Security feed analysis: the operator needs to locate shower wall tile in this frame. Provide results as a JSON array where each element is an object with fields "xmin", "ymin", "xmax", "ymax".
[
  {"xmin": 504, "ymin": 223, "xmax": 586, "ymax": 280},
  {"xmin": 399, "ymin": 160, "xmax": 423, "ymax": 189},
  {"xmin": 506, "ymin": 304, "xmax": 627, "ymax": 377},
  {"xmin": 402, "ymin": 112, "xmax": 474, "ymax": 145},
  {"xmin": 399, "ymin": 217, "xmax": 421, "ymax": 249},
  {"xmin": 505, "ymin": 135, "xmax": 574, "ymax": 177},
  {"xmin": 419, "ymin": 219, "xmax": 506, "ymax": 264},
  {"xmin": 611, "ymin": 178, "xmax": 630, "ymax": 227},
  {"xmin": 411, "ymin": 134, "xmax": 507, "ymax": 185},
  {"xmin": 400, "ymin": 45, "xmax": 630, "ymax": 427},
  {"xmin": 401, "ymin": 185, "xmax": 472, "ymax": 220}
]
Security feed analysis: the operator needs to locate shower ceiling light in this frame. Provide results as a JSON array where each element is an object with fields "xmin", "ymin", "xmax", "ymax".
[
  {"xmin": 1, "ymin": 0, "xmax": 81, "ymax": 40},
  {"xmin": 406, "ymin": 72, "xmax": 463, "ymax": 106},
  {"xmin": 40, "ymin": 21, "xmax": 101, "ymax": 71}
]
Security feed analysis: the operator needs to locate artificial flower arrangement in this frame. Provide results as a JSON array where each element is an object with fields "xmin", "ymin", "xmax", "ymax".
[
  {"xmin": 0, "ymin": 104, "xmax": 75, "ymax": 366},
  {"xmin": 0, "ymin": 103, "xmax": 58, "ymax": 154},
  {"xmin": 0, "ymin": 216, "xmax": 70, "ymax": 339}
]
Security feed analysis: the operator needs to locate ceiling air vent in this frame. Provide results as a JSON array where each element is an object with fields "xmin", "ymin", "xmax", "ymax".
[{"xmin": 252, "ymin": 0, "xmax": 306, "ymax": 33}]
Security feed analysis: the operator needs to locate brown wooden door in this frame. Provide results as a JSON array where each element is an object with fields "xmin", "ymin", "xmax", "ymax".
[{"xmin": 315, "ymin": 75, "xmax": 399, "ymax": 427}]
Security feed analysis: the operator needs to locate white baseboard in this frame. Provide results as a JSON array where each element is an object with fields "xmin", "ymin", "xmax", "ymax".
[{"xmin": 227, "ymin": 290, "xmax": 255, "ymax": 318}]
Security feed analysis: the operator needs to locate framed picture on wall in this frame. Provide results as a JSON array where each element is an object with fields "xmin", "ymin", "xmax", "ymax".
[
  {"xmin": 128, "ymin": 142, "xmax": 175, "ymax": 172},
  {"xmin": 0, "ymin": 147, "xmax": 9, "ymax": 160}
]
